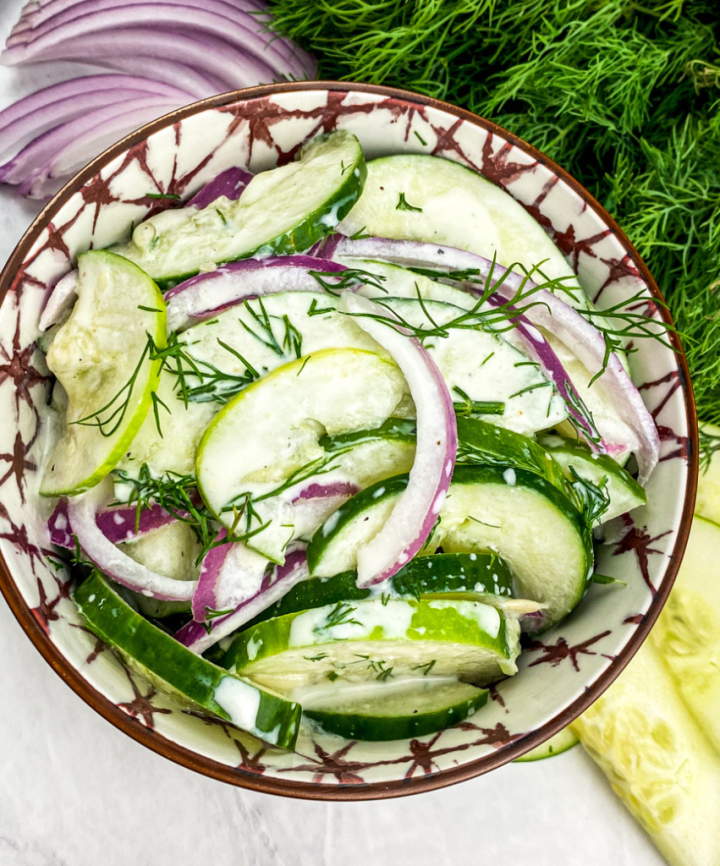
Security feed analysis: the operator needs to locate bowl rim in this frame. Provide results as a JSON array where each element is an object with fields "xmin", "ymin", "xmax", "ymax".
[{"xmin": 0, "ymin": 79, "xmax": 698, "ymax": 801}]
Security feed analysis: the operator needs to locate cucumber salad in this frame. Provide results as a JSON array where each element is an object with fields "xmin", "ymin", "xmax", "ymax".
[{"xmin": 39, "ymin": 131, "xmax": 661, "ymax": 751}]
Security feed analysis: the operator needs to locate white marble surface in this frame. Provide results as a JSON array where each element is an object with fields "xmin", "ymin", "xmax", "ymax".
[{"xmin": 0, "ymin": 3, "xmax": 666, "ymax": 863}]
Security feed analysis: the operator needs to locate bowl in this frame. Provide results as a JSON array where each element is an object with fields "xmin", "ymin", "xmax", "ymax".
[{"xmin": 0, "ymin": 81, "xmax": 697, "ymax": 799}]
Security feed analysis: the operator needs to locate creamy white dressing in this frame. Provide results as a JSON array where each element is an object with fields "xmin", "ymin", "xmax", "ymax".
[
  {"xmin": 289, "ymin": 599, "xmax": 417, "ymax": 647},
  {"xmin": 214, "ymin": 676, "xmax": 261, "ymax": 732}
]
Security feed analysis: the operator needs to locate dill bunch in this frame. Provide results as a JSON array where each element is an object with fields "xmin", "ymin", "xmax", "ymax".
[{"xmin": 268, "ymin": 0, "xmax": 720, "ymax": 422}]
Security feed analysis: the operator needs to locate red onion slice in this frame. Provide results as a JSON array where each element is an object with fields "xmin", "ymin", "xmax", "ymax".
[
  {"xmin": 49, "ymin": 497, "xmax": 185, "ymax": 546},
  {"xmin": 2, "ymin": 8, "xmax": 310, "ymax": 80},
  {"xmin": 0, "ymin": 96, "xmax": 182, "ymax": 187},
  {"xmin": 187, "ymin": 166, "xmax": 252, "ymax": 210},
  {"xmin": 1, "ymin": 30, "xmax": 282, "ymax": 94},
  {"xmin": 9, "ymin": 0, "xmax": 269, "ymax": 47},
  {"xmin": 339, "ymin": 293, "xmax": 457, "ymax": 587},
  {"xmin": 67, "ymin": 486, "xmax": 197, "ymax": 601},
  {"xmin": 19, "ymin": 101, "xmax": 184, "ymax": 198},
  {"xmin": 176, "ymin": 548, "xmax": 310, "ymax": 654},
  {"xmin": 91, "ymin": 56, "xmax": 225, "ymax": 98},
  {"xmin": 329, "ymin": 236, "xmax": 659, "ymax": 483},
  {"xmin": 165, "ymin": 257, "xmax": 347, "ymax": 332},
  {"xmin": 191, "ymin": 529, "xmax": 230, "ymax": 621},
  {"xmin": 39, "ymin": 269, "xmax": 78, "ymax": 331}
]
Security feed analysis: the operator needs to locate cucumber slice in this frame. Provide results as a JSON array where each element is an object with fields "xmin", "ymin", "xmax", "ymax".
[
  {"xmin": 514, "ymin": 727, "xmax": 579, "ymax": 762},
  {"xmin": 120, "ymin": 521, "xmax": 199, "ymax": 618},
  {"xmin": 652, "ymin": 515, "xmax": 720, "ymax": 755},
  {"xmin": 320, "ymin": 417, "xmax": 416, "ymax": 452},
  {"xmin": 74, "ymin": 571, "xmax": 301, "ymax": 749},
  {"xmin": 380, "ymin": 297, "xmax": 566, "ymax": 434},
  {"xmin": 571, "ymin": 641, "xmax": 720, "ymax": 866},
  {"xmin": 456, "ymin": 417, "xmax": 568, "ymax": 491},
  {"xmin": 113, "ymin": 289, "xmax": 382, "ymax": 488},
  {"xmin": 539, "ymin": 434, "xmax": 646, "ymax": 523},
  {"xmin": 242, "ymin": 552, "xmax": 514, "ymax": 632},
  {"xmin": 439, "ymin": 465, "xmax": 593, "ymax": 631},
  {"xmin": 338, "ymin": 154, "xmax": 582, "ymax": 300},
  {"xmin": 696, "ymin": 421, "xmax": 720, "ymax": 524},
  {"xmin": 223, "ymin": 597, "xmax": 521, "ymax": 693},
  {"xmin": 196, "ymin": 348, "xmax": 410, "ymax": 562},
  {"xmin": 113, "ymin": 131, "xmax": 365, "ymax": 287},
  {"xmin": 304, "ymin": 679, "xmax": 488, "ymax": 741},
  {"xmin": 307, "ymin": 474, "xmax": 408, "ymax": 577},
  {"xmin": 40, "ymin": 251, "xmax": 166, "ymax": 496}
]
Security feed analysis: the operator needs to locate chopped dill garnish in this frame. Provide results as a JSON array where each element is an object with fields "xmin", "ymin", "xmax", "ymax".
[{"xmin": 396, "ymin": 192, "xmax": 423, "ymax": 212}]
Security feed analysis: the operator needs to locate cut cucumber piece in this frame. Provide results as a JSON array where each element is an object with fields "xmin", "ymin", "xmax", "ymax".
[
  {"xmin": 113, "ymin": 289, "xmax": 383, "ymax": 488},
  {"xmin": 320, "ymin": 417, "xmax": 416, "ymax": 452},
  {"xmin": 74, "ymin": 571, "xmax": 301, "ymax": 749},
  {"xmin": 120, "ymin": 521, "xmax": 199, "ymax": 618},
  {"xmin": 539, "ymin": 434, "xmax": 646, "ymax": 524},
  {"xmin": 338, "ymin": 154, "xmax": 582, "ymax": 300},
  {"xmin": 456, "ymin": 417, "xmax": 568, "ymax": 491},
  {"xmin": 571, "ymin": 641, "xmax": 720, "ymax": 866},
  {"xmin": 242, "ymin": 552, "xmax": 514, "ymax": 632},
  {"xmin": 514, "ymin": 727, "xmax": 579, "ymax": 762},
  {"xmin": 652, "ymin": 515, "xmax": 720, "ymax": 755},
  {"xmin": 196, "ymin": 348, "xmax": 410, "ymax": 562},
  {"xmin": 224, "ymin": 596, "xmax": 520, "ymax": 694},
  {"xmin": 380, "ymin": 297, "xmax": 566, "ymax": 434},
  {"xmin": 304, "ymin": 678, "xmax": 488, "ymax": 741},
  {"xmin": 696, "ymin": 421, "xmax": 720, "ymax": 525},
  {"xmin": 307, "ymin": 474, "xmax": 408, "ymax": 577},
  {"xmin": 438, "ymin": 465, "xmax": 593, "ymax": 631},
  {"xmin": 40, "ymin": 251, "xmax": 166, "ymax": 496},
  {"xmin": 113, "ymin": 131, "xmax": 365, "ymax": 287}
]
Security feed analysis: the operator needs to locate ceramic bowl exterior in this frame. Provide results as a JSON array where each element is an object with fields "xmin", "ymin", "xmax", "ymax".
[{"xmin": 0, "ymin": 82, "xmax": 697, "ymax": 799}]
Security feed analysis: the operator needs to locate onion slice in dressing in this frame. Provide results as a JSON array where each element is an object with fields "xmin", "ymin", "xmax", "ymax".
[
  {"xmin": 164, "ymin": 257, "xmax": 347, "ymax": 332},
  {"xmin": 176, "ymin": 547, "xmax": 310, "ymax": 654},
  {"xmin": 48, "ymin": 497, "xmax": 185, "ymax": 546},
  {"xmin": 66, "ymin": 484, "xmax": 197, "ymax": 601},
  {"xmin": 326, "ymin": 236, "xmax": 659, "ymax": 484},
  {"xmin": 338, "ymin": 293, "xmax": 457, "ymax": 587}
]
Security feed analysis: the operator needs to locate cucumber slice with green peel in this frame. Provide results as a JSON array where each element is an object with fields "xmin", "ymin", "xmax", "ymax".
[
  {"xmin": 223, "ymin": 597, "xmax": 521, "ymax": 694},
  {"xmin": 242, "ymin": 552, "xmax": 514, "ymax": 632},
  {"xmin": 652, "ymin": 515, "xmax": 720, "ymax": 755},
  {"xmin": 303, "ymin": 679, "xmax": 488, "ymax": 741},
  {"xmin": 438, "ymin": 465, "xmax": 593, "ymax": 631},
  {"xmin": 112, "ymin": 131, "xmax": 366, "ymax": 287},
  {"xmin": 538, "ymin": 434, "xmax": 646, "ymax": 523},
  {"xmin": 120, "ymin": 521, "xmax": 199, "ymax": 618},
  {"xmin": 196, "ymin": 348, "xmax": 410, "ymax": 562},
  {"xmin": 696, "ymin": 421, "xmax": 720, "ymax": 525},
  {"xmin": 40, "ymin": 251, "xmax": 166, "ymax": 496},
  {"xmin": 74, "ymin": 571, "xmax": 301, "ymax": 749},
  {"xmin": 337, "ymin": 154, "xmax": 582, "ymax": 302},
  {"xmin": 456, "ymin": 417, "xmax": 568, "ymax": 491},
  {"xmin": 307, "ymin": 474, "xmax": 408, "ymax": 577},
  {"xmin": 514, "ymin": 727, "xmax": 579, "ymax": 762},
  {"xmin": 571, "ymin": 641, "xmax": 720, "ymax": 866}
]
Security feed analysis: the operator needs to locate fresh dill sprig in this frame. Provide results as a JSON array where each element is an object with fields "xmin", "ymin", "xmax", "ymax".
[{"xmin": 266, "ymin": 0, "xmax": 720, "ymax": 423}]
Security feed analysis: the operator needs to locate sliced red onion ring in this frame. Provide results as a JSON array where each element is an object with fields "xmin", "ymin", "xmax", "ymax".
[
  {"xmin": 2, "ymin": 8, "xmax": 309, "ymax": 80},
  {"xmin": 328, "ymin": 236, "xmax": 660, "ymax": 483},
  {"xmin": 1, "ymin": 30, "xmax": 281, "ymax": 94},
  {"xmin": 339, "ymin": 294, "xmax": 457, "ymax": 587},
  {"xmin": 20, "ymin": 100, "xmax": 184, "ymax": 198},
  {"xmin": 0, "ymin": 96, "xmax": 182, "ymax": 187},
  {"xmin": 49, "ymin": 497, "xmax": 184, "ymax": 547},
  {"xmin": 191, "ymin": 529, "xmax": 229, "ymax": 621},
  {"xmin": 187, "ymin": 166, "xmax": 252, "ymax": 209},
  {"xmin": 176, "ymin": 547, "xmax": 310, "ymax": 654},
  {"xmin": 91, "ymin": 57, "xmax": 225, "ymax": 98},
  {"xmin": 39, "ymin": 269, "xmax": 77, "ymax": 331},
  {"xmin": 8, "ymin": 0, "xmax": 269, "ymax": 47},
  {"xmin": 0, "ymin": 87, "xmax": 188, "ymax": 164},
  {"xmin": 67, "ymin": 485, "xmax": 197, "ymax": 601},
  {"xmin": 165, "ymin": 257, "xmax": 347, "ymax": 332}
]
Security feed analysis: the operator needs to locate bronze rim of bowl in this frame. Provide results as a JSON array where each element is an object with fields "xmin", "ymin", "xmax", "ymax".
[{"xmin": 0, "ymin": 81, "xmax": 698, "ymax": 800}]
